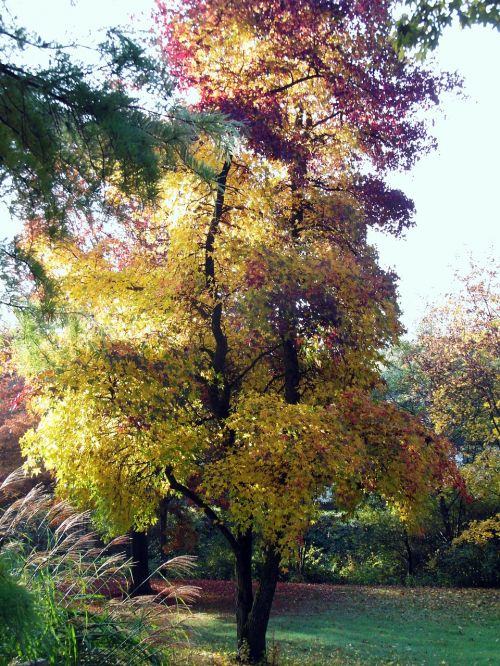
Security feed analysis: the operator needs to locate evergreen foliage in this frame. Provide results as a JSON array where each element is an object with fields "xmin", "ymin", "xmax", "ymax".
[{"xmin": 0, "ymin": 2, "xmax": 239, "ymax": 230}]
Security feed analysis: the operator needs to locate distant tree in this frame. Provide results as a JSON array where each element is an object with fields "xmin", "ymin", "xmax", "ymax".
[
  {"xmin": 0, "ymin": 335, "xmax": 36, "ymax": 483},
  {"xmin": 381, "ymin": 261, "xmax": 499, "ymax": 551},
  {"xmin": 413, "ymin": 261, "xmax": 499, "ymax": 461},
  {"xmin": 376, "ymin": 340, "xmax": 431, "ymax": 420}
]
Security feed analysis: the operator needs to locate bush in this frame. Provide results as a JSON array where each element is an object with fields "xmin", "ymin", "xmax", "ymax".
[
  {"xmin": 293, "ymin": 502, "xmax": 500, "ymax": 588},
  {"xmin": 289, "ymin": 506, "xmax": 410, "ymax": 585},
  {"xmin": 0, "ymin": 555, "xmax": 39, "ymax": 662},
  {"xmin": 428, "ymin": 541, "xmax": 500, "ymax": 587},
  {"xmin": 152, "ymin": 494, "xmax": 500, "ymax": 589}
]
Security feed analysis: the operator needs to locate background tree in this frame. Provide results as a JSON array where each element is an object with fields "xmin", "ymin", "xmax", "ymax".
[
  {"xmin": 293, "ymin": 264, "xmax": 499, "ymax": 589},
  {"xmin": 396, "ymin": 1, "xmax": 500, "ymax": 54},
  {"xmin": 14, "ymin": 1, "xmax": 461, "ymax": 662},
  {"xmin": 414, "ymin": 262, "xmax": 499, "ymax": 460},
  {"xmin": 0, "ymin": 334, "xmax": 36, "ymax": 484},
  {"xmin": 378, "ymin": 261, "xmax": 499, "ymax": 583}
]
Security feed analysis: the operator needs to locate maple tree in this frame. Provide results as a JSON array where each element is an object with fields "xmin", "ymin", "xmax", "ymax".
[{"xmin": 12, "ymin": 1, "xmax": 463, "ymax": 661}]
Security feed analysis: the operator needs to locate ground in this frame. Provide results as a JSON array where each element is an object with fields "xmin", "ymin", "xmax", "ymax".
[{"xmin": 154, "ymin": 580, "xmax": 500, "ymax": 665}]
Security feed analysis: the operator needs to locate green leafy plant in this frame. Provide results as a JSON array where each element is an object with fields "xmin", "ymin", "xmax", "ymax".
[{"xmin": 0, "ymin": 553, "xmax": 39, "ymax": 662}]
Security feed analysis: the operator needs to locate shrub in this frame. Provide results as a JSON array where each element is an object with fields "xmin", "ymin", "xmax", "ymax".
[
  {"xmin": 0, "ymin": 554, "xmax": 39, "ymax": 662},
  {"xmin": 428, "ymin": 541, "xmax": 500, "ymax": 587}
]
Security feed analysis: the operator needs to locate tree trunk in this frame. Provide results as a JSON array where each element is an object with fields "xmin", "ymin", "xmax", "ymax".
[
  {"xmin": 439, "ymin": 495, "xmax": 454, "ymax": 543},
  {"xmin": 235, "ymin": 531, "xmax": 254, "ymax": 656},
  {"xmin": 159, "ymin": 497, "xmax": 170, "ymax": 559},
  {"xmin": 235, "ymin": 537, "xmax": 281, "ymax": 664},
  {"xmin": 404, "ymin": 533, "xmax": 414, "ymax": 577},
  {"xmin": 129, "ymin": 530, "xmax": 153, "ymax": 596},
  {"xmin": 246, "ymin": 546, "xmax": 281, "ymax": 663}
]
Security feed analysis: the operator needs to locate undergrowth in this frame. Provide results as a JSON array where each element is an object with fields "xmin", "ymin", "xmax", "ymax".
[{"xmin": 0, "ymin": 470, "xmax": 198, "ymax": 665}]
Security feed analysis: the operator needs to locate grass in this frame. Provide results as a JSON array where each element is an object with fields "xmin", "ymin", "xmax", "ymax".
[
  {"xmin": 170, "ymin": 581, "xmax": 500, "ymax": 665},
  {"xmin": 2, "ymin": 471, "xmax": 497, "ymax": 665},
  {"xmin": 0, "ymin": 471, "xmax": 198, "ymax": 665}
]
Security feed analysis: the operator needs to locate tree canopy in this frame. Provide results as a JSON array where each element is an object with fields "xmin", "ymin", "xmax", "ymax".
[
  {"xmin": 8, "ymin": 1, "xmax": 466, "ymax": 662},
  {"xmin": 397, "ymin": 1, "xmax": 500, "ymax": 54},
  {"xmin": 385, "ymin": 261, "xmax": 499, "ymax": 461},
  {"xmin": 380, "ymin": 261, "xmax": 499, "ymax": 561}
]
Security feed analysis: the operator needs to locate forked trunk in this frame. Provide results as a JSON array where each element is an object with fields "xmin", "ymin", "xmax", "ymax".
[
  {"xmin": 129, "ymin": 530, "xmax": 153, "ymax": 596},
  {"xmin": 235, "ymin": 536, "xmax": 281, "ymax": 664}
]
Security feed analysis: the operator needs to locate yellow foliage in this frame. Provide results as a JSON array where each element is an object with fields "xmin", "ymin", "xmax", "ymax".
[
  {"xmin": 454, "ymin": 514, "xmax": 500, "ymax": 547},
  {"xmin": 14, "ymin": 26, "xmax": 458, "ymax": 550}
]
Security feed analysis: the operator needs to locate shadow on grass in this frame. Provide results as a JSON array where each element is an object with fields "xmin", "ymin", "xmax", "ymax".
[{"xmin": 184, "ymin": 586, "xmax": 500, "ymax": 665}]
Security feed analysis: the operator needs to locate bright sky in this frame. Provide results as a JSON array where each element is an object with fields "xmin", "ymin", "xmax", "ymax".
[{"xmin": 2, "ymin": 0, "xmax": 499, "ymax": 336}]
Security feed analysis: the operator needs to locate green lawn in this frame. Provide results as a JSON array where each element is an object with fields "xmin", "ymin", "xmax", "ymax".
[{"xmin": 175, "ymin": 584, "xmax": 500, "ymax": 665}]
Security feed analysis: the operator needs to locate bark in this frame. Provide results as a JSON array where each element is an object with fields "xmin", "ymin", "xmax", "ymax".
[
  {"xmin": 282, "ymin": 334, "xmax": 300, "ymax": 405},
  {"xmin": 159, "ymin": 497, "xmax": 170, "ymax": 559},
  {"xmin": 163, "ymin": 472, "xmax": 275, "ymax": 662},
  {"xmin": 205, "ymin": 158, "xmax": 232, "ymax": 419},
  {"xmin": 245, "ymin": 547, "xmax": 281, "ymax": 662},
  {"xmin": 128, "ymin": 530, "xmax": 153, "ymax": 596},
  {"xmin": 235, "ymin": 531, "xmax": 254, "ymax": 652},
  {"xmin": 235, "ymin": 538, "xmax": 281, "ymax": 664},
  {"xmin": 439, "ymin": 495, "xmax": 454, "ymax": 543},
  {"xmin": 404, "ymin": 533, "xmax": 414, "ymax": 577}
]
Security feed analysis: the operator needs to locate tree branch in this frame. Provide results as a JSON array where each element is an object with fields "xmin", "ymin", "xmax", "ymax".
[
  {"xmin": 266, "ymin": 73, "xmax": 322, "ymax": 96},
  {"xmin": 165, "ymin": 466, "xmax": 238, "ymax": 551}
]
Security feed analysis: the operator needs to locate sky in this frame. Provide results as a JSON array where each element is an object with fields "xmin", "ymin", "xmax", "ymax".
[{"xmin": 2, "ymin": 0, "xmax": 499, "ymax": 336}]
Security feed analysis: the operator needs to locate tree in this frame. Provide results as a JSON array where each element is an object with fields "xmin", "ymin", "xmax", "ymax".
[
  {"xmin": 380, "ymin": 262, "xmax": 499, "ymax": 578},
  {"xmin": 410, "ymin": 261, "xmax": 499, "ymax": 462},
  {"xmin": 15, "ymin": 1, "xmax": 461, "ymax": 662},
  {"xmin": 375, "ymin": 340, "xmax": 432, "ymax": 419},
  {"xmin": 396, "ymin": 1, "xmax": 500, "ymax": 54},
  {"xmin": 0, "ymin": 2, "xmax": 239, "ymax": 595},
  {"xmin": 0, "ymin": 3, "xmax": 238, "ymax": 230},
  {"xmin": 0, "ymin": 334, "xmax": 36, "ymax": 483}
]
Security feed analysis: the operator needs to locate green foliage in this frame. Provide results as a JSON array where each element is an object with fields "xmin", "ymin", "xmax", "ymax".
[
  {"xmin": 428, "ymin": 540, "xmax": 500, "ymax": 587},
  {"xmin": 396, "ymin": 1, "xmax": 500, "ymax": 55},
  {"xmin": 286, "ymin": 496, "xmax": 500, "ymax": 587},
  {"xmin": 157, "ymin": 491, "xmax": 500, "ymax": 588},
  {"xmin": 292, "ymin": 506, "xmax": 410, "ymax": 585},
  {"xmin": 0, "ymin": 554, "xmax": 39, "ymax": 662},
  {"xmin": 192, "ymin": 523, "xmax": 235, "ymax": 581},
  {"xmin": 373, "ymin": 341, "xmax": 430, "ymax": 420},
  {"xmin": 374, "ymin": 263, "xmax": 500, "ymax": 586},
  {"xmin": 0, "ymin": 3, "xmax": 239, "ymax": 231}
]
